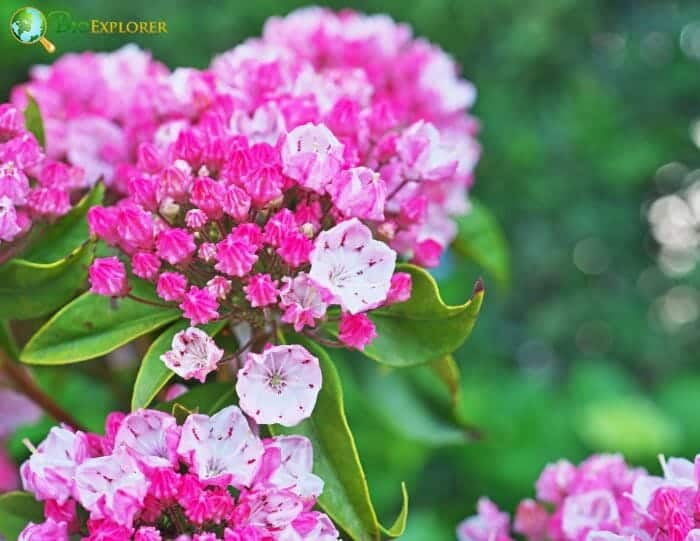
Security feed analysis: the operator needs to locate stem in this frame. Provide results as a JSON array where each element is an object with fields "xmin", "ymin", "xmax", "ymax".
[
  {"xmin": 127, "ymin": 293, "xmax": 173, "ymax": 309},
  {"xmin": 0, "ymin": 349, "xmax": 87, "ymax": 431},
  {"xmin": 302, "ymin": 330, "xmax": 345, "ymax": 348}
]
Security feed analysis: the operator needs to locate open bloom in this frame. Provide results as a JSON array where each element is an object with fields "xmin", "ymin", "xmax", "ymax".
[
  {"xmin": 236, "ymin": 345, "xmax": 322, "ymax": 427},
  {"xmin": 281, "ymin": 123, "xmax": 344, "ymax": 193},
  {"xmin": 113, "ymin": 409, "xmax": 181, "ymax": 468},
  {"xmin": 161, "ymin": 327, "xmax": 224, "ymax": 383},
  {"xmin": 309, "ymin": 219, "xmax": 396, "ymax": 314},
  {"xmin": 75, "ymin": 451, "xmax": 148, "ymax": 527},
  {"xmin": 177, "ymin": 405, "xmax": 264, "ymax": 487}
]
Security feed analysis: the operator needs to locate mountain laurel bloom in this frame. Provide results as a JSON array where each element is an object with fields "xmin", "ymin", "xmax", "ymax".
[
  {"xmin": 236, "ymin": 345, "xmax": 322, "ymax": 427},
  {"xmin": 160, "ymin": 326, "xmax": 224, "ymax": 383},
  {"xmin": 458, "ymin": 453, "xmax": 700, "ymax": 541},
  {"xmin": 19, "ymin": 408, "xmax": 339, "ymax": 540},
  {"xmin": 88, "ymin": 257, "xmax": 130, "ymax": 297}
]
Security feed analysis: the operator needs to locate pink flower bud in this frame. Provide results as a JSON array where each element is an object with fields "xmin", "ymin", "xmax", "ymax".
[{"xmin": 89, "ymin": 257, "xmax": 130, "ymax": 297}]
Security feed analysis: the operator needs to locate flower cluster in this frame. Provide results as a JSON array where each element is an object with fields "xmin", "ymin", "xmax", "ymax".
[
  {"xmin": 10, "ymin": 45, "xmax": 168, "ymax": 191},
  {"xmin": 0, "ymin": 103, "xmax": 86, "ymax": 250},
  {"xmin": 81, "ymin": 8, "xmax": 480, "ymax": 352},
  {"xmin": 19, "ymin": 406, "xmax": 339, "ymax": 540},
  {"xmin": 458, "ymin": 453, "xmax": 700, "ymax": 541}
]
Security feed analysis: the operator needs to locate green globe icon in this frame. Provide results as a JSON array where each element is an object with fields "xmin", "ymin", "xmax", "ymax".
[{"xmin": 9, "ymin": 7, "xmax": 55, "ymax": 52}]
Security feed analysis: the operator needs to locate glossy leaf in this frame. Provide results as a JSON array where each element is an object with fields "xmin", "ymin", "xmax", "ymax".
[
  {"xmin": 131, "ymin": 319, "xmax": 227, "ymax": 411},
  {"xmin": 330, "ymin": 264, "xmax": 484, "ymax": 367},
  {"xmin": 271, "ymin": 335, "xmax": 406, "ymax": 540},
  {"xmin": 157, "ymin": 382, "xmax": 238, "ymax": 417},
  {"xmin": 0, "ymin": 241, "xmax": 93, "ymax": 320},
  {"xmin": 0, "ymin": 491, "xmax": 44, "ymax": 539},
  {"xmin": 430, "ymin": 355, "xmax": 461, "ymax": 407},
  {"xmin": 20, "ymin": 279, "xmax": 179, "ymax": 365},
  {"xmin": 23, "ymin": 93, "xmax": 45, "ymax": 148},
  {"xmin": 23, "ymin": 182, "xmax": 105, "ymax": 263},
  {"xmin": 365, "ymin": 368, "xmax": 470, "ymax": 446},
  {"xmin": 453, "ymin": 198, "xmax": 510, "ymax": 287}
]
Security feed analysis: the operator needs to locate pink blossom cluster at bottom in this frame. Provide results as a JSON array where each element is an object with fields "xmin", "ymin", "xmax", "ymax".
[
  {"xmin": 18, "ymin": 406, "xmax": 339, "ymax": 540},
  {"xmin": 458, "ymin": 453, "xmax": 700, "ymax": 541}
]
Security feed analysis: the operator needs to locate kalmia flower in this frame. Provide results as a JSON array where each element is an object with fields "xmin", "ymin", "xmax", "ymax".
[
  {"xmin": 20, "ymin": 408, "xmax": 339, "ymax": 540},
  {"xmin": 161, "ymin": 326, "xmax": 224, "ymax": 383},
  {"xmin": 236, "ymin": 345, "xmax": 322, "ymax": 427}
]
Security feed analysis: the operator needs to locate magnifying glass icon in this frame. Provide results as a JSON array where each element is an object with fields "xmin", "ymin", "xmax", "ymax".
[{"xmin": 9, "ymin": 7, "xmax": 56, "ymax": 54}]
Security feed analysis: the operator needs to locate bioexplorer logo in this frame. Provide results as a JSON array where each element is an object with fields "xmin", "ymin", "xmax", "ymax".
[
  {"xmin": 9, "ymin": 7, "xmax": 55, "ymax": 53},
  {"xmin": 9, "ymin": 6, "xmax": 168, "ymax": 53}
]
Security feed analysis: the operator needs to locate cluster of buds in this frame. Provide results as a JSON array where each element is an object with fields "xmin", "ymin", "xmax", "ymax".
[
  {"xmin": 458, "ymin": 453, "xmax": 700, "ymax": 541},
  {"xmin": 80, "ymin": 7, "xmax": 482, "ymax": 352},
  {"xmin": 0, "ymin": 103, "xmax": 86, "ymax": 255},
  {"xmin": 19, "ymin": 406, "xmax": 339, "ymax": 540}
]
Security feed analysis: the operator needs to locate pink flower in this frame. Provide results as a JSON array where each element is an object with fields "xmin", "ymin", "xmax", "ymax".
[
  {"xmin": 256, "ymin": 436, "xmax": 324, "ymax": 505},
  {"xmin": 514, "ymin": 499, "xmax": 549, "ymax": 541},
  {"xmin": 83, "ymin": 518, "xmax": 134, "ymax": 540},
  {"xmin": 397, "ymin": 120, "xmax": 457, "ymax": 181},
  {"xmin": 116, "ymin": 204, "xmax": 155, "ymax": 253},
  {"xmin": 157, "ymin": 271, "xmax": 188, "ymax": 302},
  {"xmin": 236, "ymin": 344, "xmax": 322, "ymax": 427},
  {"xmin": 338, "ymin": 313, "xmax": 377, "ymax": 351},
  {"xmin": 89, "ymin": 257, "xmax": 130, "ymax": 297},
  {"xmin": 457, "ymin": 498, "xmax": 512, "ymax": 541},
  {"xmin": 198, "ymin": 241, "xmax": 216, "ymax": 262},
  {"xmin": 129, "ymin": 176, "xmax": 159, "ymax": 211},
  {"xmin": 264, "ymin": 209, "xmax": 298, "ymax": 247},
  {"xmin": 88, "ymin": 207, "xmax": 119, "ymax": 245},
  {"xmin": 134, "ymin": 526, "xmax": 163, "ymax": 541},
  {"xmin": 561, "ymin": 490, "xmax": 620, "ymax": 541},
  {"xmin": 27, "ymin": 187, "xmax": 71, "ymax": 218},
  {"xmin": 191, "ymin": 177, "xmax": 226, "ymax": 219},
  {"xmin": 161, "ymin": 327, "xmax": 224, "ymax": 383},
  {"xmin": 236, "ymin": 488, "xmax": 303, "ymax": 531},
  {"xmin": 75, "ymin": 452, "xmax": 149, "ymax": 527},
  {"xmin": 244, "ymin": 274, "xmax": 280, "ymax": 308},
  {"xmin": 19, "ymin": 518, "xmax": 69, "ymax": 541},
  {"xmin": 215, "ymin": 232, "xmax": 259, "ymax": 277},
  {"xmin": 177, "ymin": 405, "xmax": 263, "ymax": 487},
  {"xmin": 180, "ymin": 286, "xmax": 220, "ymax": 325},
  {"xmin": 131, "ymin": 252, "xmax": 161, "ymax": 280},
  {"xmin": 0, "ymin": 196, "xmax": 21, "ymax": 242},
  {"xmin": 285, "ymin": 511, "xmax": 340, "ymax": 540},
  {"xmin": 327, "ymin": 167, "xmax": 386, "ymax": 221},
  {"xmin": 114, "ymin": 409, "xmax": 181, "ymax": 467},
  {"xmin": 206, "ymin": 275, "xmax": 232, "ymax": 300},
  {"xmin": 386, "ymin": 272, "xmax": 412, "ymax": 305},
  {"xmin": 0, "ymin": 161, "xmax": 30, "ymax": 204},
  {"xmin": 281, "ymin": 123, "xmax": 344, "ymax": 193},
  {"xmin": 21, "ymin": 427, "xmax": 90, "ymax": 503},
  {"xmin": 279, "ymin": 273, "xmax": 328, "ymax": 332},
  {"xmin": 309, "ymin": 218, "xmax": 396, "ymax": 314},
  {"xmin": 535, "ymin": 460, "xmax": 577, "ymax": 504},
  {"xmin": 222, "ymin": 184, "xmax": 252, "ymax": 221},
  {"xmin": 277, "ymin": 231, "xmax": 314, "ymax": 267},
  {"xmin": 412, "ymin": 238, "xmax": 442, "ymax": 267},
  {"xmin": 185, "ymin": 208, "xmax": 208, "ymax": 229},
  {"xmin": 156, "ymin": 227, "xmax": 196, "ymax": 265}
]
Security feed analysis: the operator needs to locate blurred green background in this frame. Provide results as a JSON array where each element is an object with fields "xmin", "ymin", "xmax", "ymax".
[{"xmin": 4, "ymin": 1, "xmax": 700, "ymax": 539}]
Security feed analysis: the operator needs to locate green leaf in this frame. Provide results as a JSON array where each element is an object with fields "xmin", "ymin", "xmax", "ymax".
[
  {"xmin": 271, "ymin": 336, "xmax": 406, "ymax": 540},
  {"xmin": 20, "ymin": 279, "xmax": 180, "ymax": 365},
  {"xmin": 453, "ymin": 199, "xmax": 510, "ymax": 287},
  {"xmin": 430, "ymin": 355, "xmax": 461, "ymax": 407},
  {"xmin": 0, "ymin": 491, "xmax": 44, "ymax": 539},
  {"xmin": 157, "ymin": 382, "xmax": 238, "ymax": 417},
  {"xmin": 23, "ymin": 93, "xmax": 45, "ymax": 148},
  {"xmin": 365, "ymin": 368, "xmax": 470, "ymax": 446},
  {"xmin": 23, "ymin": 182, "xmax": 105, "ymax": 263},
  {"xmin": 330, "ymin": 264, "xmax": 484, "ymax": 367},
  {"xmin": 132, "ymin": 319, "xmax": 227, "ymax": 411},
  {"xmin": 0, "ymin": 241, "xmax": 93, "ymax": 320},
  {"xmin": 379, "ymin": 482, "xmax": 409, "ymax": 538}
]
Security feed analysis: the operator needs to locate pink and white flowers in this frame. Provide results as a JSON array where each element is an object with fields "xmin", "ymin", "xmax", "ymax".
[
  {"xmin": 19, "ymin": 407, "xmax": 339, "ymax": 540},
  {"xmin": 457, "ymin": 453, "xmax": 700, "ymax": 541},
  {"xmin": 236, "ymin": 345, "xmax": 322, "ymax": 427},
  {"xmin": 161, "ymin": 326, "xmax": 224, "ymax": 383}
]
